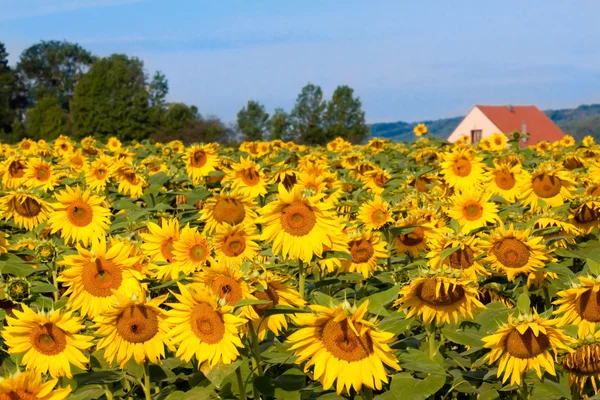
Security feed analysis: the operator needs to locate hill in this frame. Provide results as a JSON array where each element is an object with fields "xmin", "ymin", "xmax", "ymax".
[{"xmin": 370, "ymin": 104, "xmax": 600, "ymax": 142}]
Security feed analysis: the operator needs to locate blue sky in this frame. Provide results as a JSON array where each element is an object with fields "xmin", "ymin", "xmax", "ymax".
[{"xmin": 2, "ymin": 0, "xmax": 600, "ymax": 123}]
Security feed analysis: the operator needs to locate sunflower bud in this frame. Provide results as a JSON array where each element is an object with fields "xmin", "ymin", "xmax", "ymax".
[
  {"xmin": 35, "ymin": 239, "xmax": 58, "ymax": 264},
  {"xmin": 6, "ymin": 278, "xmax": 31, "ymax": 303}
]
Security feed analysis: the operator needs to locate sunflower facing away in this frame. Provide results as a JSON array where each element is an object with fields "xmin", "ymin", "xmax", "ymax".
[
  {"xmin": 94, "ymin": 292, "xmax": 170, "ymax": 367},
  {"xmin": 341, "ymin": 228, "xmax": 388, "ymax": 278},
  {"xmin": 47, "ymin": 186, "xmax": 111, "ymax": 246},
  {"xmin": 520, "ymin": 163, "xmax": 575, "ymax": 211},
  {"xmin": 199, "ymin": 191, "xmax": 258, "ymax": 234},
  {"xmin": 287, "ymin": 300, "xmax": 401, "ymax": 394},
  {"xmin": 258, "ymin": 184, "xmax": 343, "ymax": 262},
  {"xmin": 1, "ymin": 305, "xmax": 93, "ymax": 378},
  {"xmin": 482, "ymin": 310, "xmax": 572, "ymax": 386},
  {"xmin": 0, "ymin": 191, "xmax": 51, "ymax": 231},
  {"xmin": 481, "ymin": 224, "xmax": 552, "ymax": 282},
  {"xmin": 357, "ymin": 195, "xmax": 394, "ymax": 231},
  {"xmin": 213, "ymin": 223, "xmax": 260, "ymax": 267},
  {"xmin": 166, "ymin": 283, "xmax": 247, "ymax": 368},
  {"xmin": 562, "ymin": 332, "xmax": 600, "ymax": 396},
  {"xmin": 184, "ymin": 144, "xmax": 219, "ymax": 184},
  {"xmin": 554, "ymin": 275, "xmax": 600, "ymax": 338},
  {"xmin": 58, "ymin": 237, "xmax": 142, "ymax": 318},
  {"xmin": 0, "ymin": 370, "xmax": 71, "ymax": 400},
  {"xmin": 172, "ymin": 224, "xmax": 212, "ymax": 276},
  {"xmin": 394, "ymin": 274, "xmax": 484, "ymax": 324},
  {"xmin": 440, "ymin": 148, "xmax": 485, "ymax": 191},
  {"xmin": 446, "ymin": 188, "xmax": 500, "ymax": 234}
]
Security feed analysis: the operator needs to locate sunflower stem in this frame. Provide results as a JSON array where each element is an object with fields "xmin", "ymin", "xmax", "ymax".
[
  {"xmin": 248, "ymin": 323, "xmax": 264, "ymax": 375},
  {"xmin": 542, "ymin": 286, "xmax": 551, "ymax": 309},
  {"xmin": 428, "ymin": 322, "xmax": 436, "ymax": 359},
  {"xmin": 520, "ymin": 374, "xmax": 529, "ymax": 400},
  {"xmin": 298, "ymin": 259, "xmax": 305, "ymax": 300},
  {"xmin": 51, "ymin": 261, "xmax": 59, "ymax": 303},
  {"xmin": 143, "ymin": 360, "xmax": 151, "ymax": 400},
  {"xmin": 235, "ymin": 365, "xmax": 247, "ymax": 400},
  {"xmin": 363, "ymin": 386, "xmax": 374, "ymax": 400}
]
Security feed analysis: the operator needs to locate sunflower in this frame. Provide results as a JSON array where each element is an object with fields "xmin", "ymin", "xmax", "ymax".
[
  {"xmin": 392, "ymin": 215, "xmax": 436, "ymax": 257},
  {"xmin": 426, "ymin": 231, "xmax": 488, "ymax": 277},
  {"xmin": 316, "ymin": 228, "xmax": 351, "ymax": 274},
  {"xmin": 563, "ymin": 333, "xmax": 600, "ymax": 395},
  {"xmin": 58, "ymin": 236, "xmax": 142, "ymax": 318},
  {"xmin": 140, "ymin": 218, "xmax": 180, "ymax": 279},
  {"xmin": 570, "ymin": 198, "xmax": 600, "ymax": 233},
  {"xmin": 199, "ymin": 191, "xmax": 258, "ymax": 234},
  {"xmin": 446, "ymin": 188, "xmax": 500, "ymax": 234},
  {"xmin": 85, "ymin": 156, "xmax": 114, "ymax": 192},
  {"xmin": 115, "ymin": 163, "xmax": 147, "ymax": 199},
  {"xmin": 213, "ymin": 223, "xmax": 260, "ymax": 267},
  {"xmin": 341, "ymin": 229, "xmax": 388, "ymax": 278},
  {"xmin": 0, "ymin": 230, "xmax": 7, "ymax": 255},
  {"xmin": 361, "ymin": 167, "xmax": 391, "ymax": 195},
  {"xmin": 94, "ymin": 292, "xmax": 170, "ymax": 367},
  {"xmin": 554, "ymin": 276, "xmax": 600, "ymax": 338},
  {"xmin": 562, "ymin": 153, "xmax": 586, "ymax": 170},
  {"xmin": 23, "ymin": 158, "xmax": 58, "ymax": 192},
  {"xmin": 106, "ymin": 136, "xmax": 122, "ymax": 152},
  {"xmin": 482, "ymin": 310, "xmax": 572, "ymax": 386},
  {"xmin": 245, "ymin": 271, "xmax": 305, "ymax": 340},
  {"xmin": 520, "ymin": 163, "xmax": 575, "ymax": 211},
  {"xmin": 196, "ymin": 262, "xmax": 254, "ymax": 306},
  {"xmin": 357, "ymin": 195, "xmax": 394, "ymax": 231},
  {"xmin": 532, "ymin": 212, "xmax": 581, "ymax": 248},
  {"xmin": 0, "ymin": 156, "xmax": 28, "ymax": 189},
  {"xmin": 481, "ymin": 224, "xmax": 551, "ymax": 282},
  {"xmin": 414, "ymin": 123, "xmax": 428, "ymax": 137},
  {"xmin": 0, "ymin": 370, "xmax": 71, "ymax": 400},
  {"xmin": 60, "ymin": 152, "xmax": 88, "ymax": 177},
  {"xmin": 287, "ymin": 300, "xmax": 401, "ymax": 394},
  {"xmin": 488, "ymin": 132, "xmax": 508, "ymax": 150},
  {"xmin": 166, "ymin": 283, "xmax": 246, "ymax": 368},
  {"xmin": 258, "ymin": 184, "xmax": 343, "ymax": 262},
  {"xmin": 0, "ymin": 191, "xmax": 51, "ymax": 231},
  {"xmin": 48, "ymin": 186, "xmax": 111, "ymax": 246},
  {"xmin": 561, "ymin": 135, "xmax": 576, "ymax": 148},
  {"xmin": 184, "ymin": 144, "xmax": 219, "ymax": 184},
  {"xmin": 484, "ymin": 161, "xmax": 527, "ymax": 202},
  {"xmin": 295, "ymin": 173, "xmax": 328, "ymax": 196},
  {"xmin": 1, "ymin": 305, "xmax": 93, "ymax": 378},
  {"xmin": 394, "ymin": 274, "xmax": 484, "ymax": 324},
  {"xmin": 224, "ymin": 157, "xmax": 268, "ymax": 198},
  {"xmin": 440, "ymin": 148, "xmax": 485, "ymax": 190},
  {"xmin": 172, "ymin": 225, "xmax": 212, "ymax": 276}
]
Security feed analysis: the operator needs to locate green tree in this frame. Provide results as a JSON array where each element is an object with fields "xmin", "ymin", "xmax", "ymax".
[
  {"xmin": 290, "ymin": 83, "xmax": 326, "ymax": 144},
  {"xmin": 148, "ymin": 71, "xmax": 169, "ymax": 129},
  {"xmin": 0, "ymin": 42, "xmax": 17, "ymax": 134},
  {"xmin": 71, "ymin": 54, "xmax": 151, "ymax": 141},
  {"xmin": 163, "ymin": 102, "xmax": 198, "ymax": 133},
  {"xmin": 17, "ymin": 40, "xmax": 94, "ymax": 110},
  {"xmin": 236, "ymin": 100, "xmax": 270, "ymax": 141},
  {"xmin": 269, "ymin": 108, "xmax": 292, "ymax": 141},
  {"xmin": 324, "ymin": 85, "xmax": 369, "ymax": 143},
  {"xmin": 24, "ymin": 95, "xmax": 69, "ymax": 141}
]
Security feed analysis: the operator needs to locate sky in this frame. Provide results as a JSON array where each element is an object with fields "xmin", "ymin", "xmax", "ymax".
[{"xmin": 1, "ymin": 0, "xmax": 600, "ymax": 124}]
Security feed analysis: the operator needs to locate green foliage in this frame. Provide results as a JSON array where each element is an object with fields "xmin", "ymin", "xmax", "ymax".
[
  {"xmin": 269, "ymin": 108, "xmax": 292, "ymax": 141},
  {"xmin": 290, "ymin": 83, "xmax": 326, "ymax": 144},
  {"xmin": 324, "ymin": 85, "xmax": 369, "ymax": 144},
  {"xmin": 71, "ymin": 54, "xmax": 151, "ymax": 141},
  {"xmin": 237, "ymin": 100, "xmax": 270, "ymax": 141},
  {"xmin": 24, "ymin": 95, "xmax": 70, "ymax": 140},
  {"xmin": 151, "ymin": 115, "xmax": 235, "ymax": 145},
  {"xmin": 0, "ymin": 42, "xmax": 18, "ymax": 135}
]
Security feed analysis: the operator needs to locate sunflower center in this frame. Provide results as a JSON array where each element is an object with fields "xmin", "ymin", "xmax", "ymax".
[
  {"xmin": 36, "ymin": 166, "xmax": 50, "ymax": 181},
  {"xmin": 211, "ymin": 276, "xmax": 242, "ymax": 305},
  {"xmin": 590, "ymin": 185, "xmax": 600, "ymax": 197},
  {"xmin": 213, "ymin": 199, "xmax": 246, "ymax": 225},
  {"xmin": 0, "ymin": 390, "xmax": 40, "ymax": 400},
  {"xmin": 574, "ymin": 204, "xmax": 599, "ymax": 224},
  {"xmin": 349, "ymin": 239, "xmax": 375, "ymax": 263},
  {"xmin": 82, "ymin": 258, "xmax": 123, "ymax": 297},
  {"xmin": 462, "ymin": 201, "xmax": 483, "ymax": 221},
  {"xmin": 253, "ymin": 285, "xmax": 279, "ymax": 316},
  {"xmin": 494, "ymin": 136, "xmax": 503, "ymax": 145},
  {"xmin": 532, "ymin": 173, "xmax": 562, "ymax": 198},
  {"xmin": 161, "ymin": 237, "xmax": 175, "ymax": 262},
  {"xmin": 494, "ymin": 171, "xmax": 516, "ymax": 190},
  {"xmin": 452, "ymin": 158, "xmax": 472, "ymax": 177},
  {"xmin": 505, "ymin": 329, "xmax": 550, "ymax": 359},
  {"xmin": 372, "ymin": 172, "xmax": 388, "ymax": 187},
  {"xmin": 416, "ymin": 278, "xmax": 466, "ymax": 306},
  {"xmin": 563, "ymin": 157, "xmax": 584, "ymax": 170},
  {"xmin": 576, "ymin": 289, "xmax": 600, "ymax": 322},
  {"xmin": 116, "ymin": 305, "xmax": 159, "ymax": 343},
  {"xmin": 95, "ymin": 168, "xmax": 107, "ymax": 179},
  {"xmin": 493, "ymin": 238, "xmax": 530, "ymax": 269},
  {"xmin": 11, "ymin": 197, "xmax": 42, "ymax": 218},
  {"xmin": 222, "ymin": 234, "xmax": 247, "ymax": 257},
  {"xmin": 241, "ymin": 168, "xmax": 260, "ymax": 186},
  {"xmin": 30, "ymin": 322, "xmax": 67, "ymax": 356},
  {"xmin": 399, "ymin": 227, "xmax": 425, "ymax": 246},
  {"xmin": 414, "ymin": 177, "xmax": 430, "ymax": 193},
  {"xmin": 190, "ymin": 150, "xmax": 207, "ymax": 167},
  {"xmin": 563, "ymin": 344, "xmax": 600, "ymax": 375},
  {"xmin": 124, "ymin": 172, "xmax": 139, "ymax": 185},
  {"xmin": 190, "ymin": 303, "xmax": 225, "ymax": 344},
  {"xmin": 8, "ymin": 160, "xmax": 26, "ymax": 178},
  {"xmin": 372, "ymin": 209, "xmax": 387, "ymax": 224},
  {"xmin": 67, "ymin": 201, "xmax": 93, "ymax": 227},
  {"xmin": 281, "ymin": 201, "xmax": 316, "ymax": 237},
  {"xmin": 321, "ymin": 319, "xmax": 373, "ymax": 362},
  {"xmin": 444, "ymin": 246, "xmax": 475, "ymax": 269},
  {"xmin": 189, "ymin": 244, "xmax": 207, "ymax": 262}
]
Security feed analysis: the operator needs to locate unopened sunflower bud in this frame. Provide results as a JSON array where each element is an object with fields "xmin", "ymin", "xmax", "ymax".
[
  {"xmin": 6, "ymin": 278, "xmax": 31, "ymax": 303},
  {"xmin": 35, "ymin": 239, "xmax": 58, "ymax": 264}
]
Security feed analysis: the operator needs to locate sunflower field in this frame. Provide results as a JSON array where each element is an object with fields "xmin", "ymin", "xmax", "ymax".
[{"xmin": 0, "ymin": 131, "xmax": 600, "ymax": 400}]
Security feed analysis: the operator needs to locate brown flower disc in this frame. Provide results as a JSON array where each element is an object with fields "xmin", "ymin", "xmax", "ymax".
[
  {"xmin": 253, "ymin": 285, "xmax": 279, "ymax": 316},
  {"xmin": 349, "ymin": 239, "xmax": 375, "ymax": 263},
  {"xmin": 371, "ymin": 209, "xmax": 388, "ymax": 225},
  {"xmin": 462, "ymin": 200, "xmax": 483, "ymax": 221},
  {"xmin": 280, "ymin": 201, "xmax": 316, "ymax": 237},
  {"xmin": 372, "ymin": 172, "xmax": 389, "ymax": 187},
  {"xmin": 160, "ymin": 237, "xmax": 176, "ymax": 262},
  {"xmin": 532, "ymin": 173, "xmax": 562, "ymax": 198},
  {"xmin": 222, "ymin": 234, "xmax": 247, "ymax": 257},
  {"xmin": 211, "ymin": 276, "xmax": 243, "ymax": 305},
  {"xmin": 0, "ymin": 389, "xmax": 39, "ymax": 400},
  {"xmin": 563, "ymin": 157, "xmax": 584, "ymax": 170},
  {"xmin": 241, "ymin": 168, "xmax": 260, "ymax": 186},
  {"xmin": 493, "ymin": 238, "xmax": 530, "ymax": 269},
  {"xmin": 212, "ymin": 199, "xmax": 246, "ymax": 225},
  {"xmin": 67, "ymin": 201, "xmax": 93, "ymax": 227},
  {"xmin": 11, "ymin": 197, "xmax": 42, "ymax": 218},
  {"xmin": 190, "ymin": 303, "xmax": 225, "ymax": 344},
  {"xmin": 116, "ymin": 305, "xmax": 159, "ymax": 343},
  {"xmin": 494, "ymin": 171, "xmax": 516, "ymax": 190},
  {"xmin": 94, "ymin": 168, "xmax": 107, "ymax": 180},
  {"xmin": 444, "ymin": 246, "xmax": 475, "ymax": 270},
  {"xmin": 35, "ymin": 166, "xmax": 51, "ymax": 182},
  {"xmin": 413, "ymin": 177, "xmax": 430, "ymax": 193},
  {"xmin": 563, "ymin": 343, "xmax": 600, "ymax": 375},
  {"xmin": 30, "ymin": 322, "xmax": 67, "ymax": 356},
  {"xmin": 574, "ymin": 204, "xmax": 599, "ymax": 224},
  {"xmin": 124, "ymin": 171, "xmax": 139, "ymax": 185},
  {"xmin": 82, "ymin": 258, "xmax": 123, "ymax": 297},
  {"xmin": 189, "ymin": 243, "xmax": 208, "ymax": 262},
  {"xmin": 576, "ymin": 289, "xmax": 600, "ymax": 322},
  {"xmin": 505, "ymin": 328, "xmax": 550, "ymax": 359},
  {"xmin": 190, "ymin": 150, "xmax": 207, "ymax": 168},
  {"xmin": 8, "ymin": 160, "xmax": 26, "ymax": 178},
  {"xmin": 416, "ymin": 278, "xmax": 465, "ymax": 306},
  {"xmin": 398, "ymin": 227, "xmax": 425, "ymax": 247},
  {"xmin": 452, "ymin": 158, "xmax": 472, "ymax": 177},
  {"xmin": 321, "ymin": 319, "xmax": 373, "ymax": 362}
]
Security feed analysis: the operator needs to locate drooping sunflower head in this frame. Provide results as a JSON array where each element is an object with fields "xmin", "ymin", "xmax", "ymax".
[
  {"xmin": 440, "ymin": 148, "xmax": 485, "ymax": 190},
  {"xmin": 0, "ymin": 156, "xmax": 28, "ymax": 189},
  {"xmin": 520, "ymin": 163, "xmax": 575, "ymax": 211},
  {"xmin": 570, "ymin": 197, "xmax": 600, "ymax": 233},
  {"xmin": 115, "ymin": 163, "xmax": 147, "ymax": 199},
  {"xmin": 361, "ymin": 166, "xmax": 391, "ymax": 195},
  {"xmin": 532, "ymin": 211, "xmax": 581, "ymax": 248},
  {"xmin": 482, "ymin": 310, "xmax": 573, "ymax": 386},
  {"xmin": 199, "ymin": 191, "xmax": 257, "ymax": 234},
  {"xmin": 0, "ymin": 191, "xmax": 51, "ymax": 232},
  {"xmin": 554, "ymin": 276, "xmax": 600, "ymax": 338},
  {"xmin": 562, "ymin": 333, "xmax": 600, "ymax": 396}
]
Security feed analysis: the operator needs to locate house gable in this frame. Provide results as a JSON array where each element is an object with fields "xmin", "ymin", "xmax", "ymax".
[{"xmin": 447, "ymin": 106, "xmax": 502, "ymax": 143}]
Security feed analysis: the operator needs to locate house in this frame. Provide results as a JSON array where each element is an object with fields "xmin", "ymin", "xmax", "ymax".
[{"xmin": 447, "ymin": 105, "xmax": 565, "ymax": 146}]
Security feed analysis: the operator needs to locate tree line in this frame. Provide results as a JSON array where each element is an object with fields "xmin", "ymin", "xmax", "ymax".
[{"xmin": 0, "ymin": 40, "xmax": 369, "ymax": 145}]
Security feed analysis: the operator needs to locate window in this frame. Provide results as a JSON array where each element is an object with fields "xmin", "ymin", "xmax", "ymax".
[{"xmin": 471, "ymin": 130, "xmax": 482, "ymax": 143}]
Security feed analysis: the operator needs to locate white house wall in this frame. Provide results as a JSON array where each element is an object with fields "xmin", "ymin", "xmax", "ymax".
[{"xmin": 447, "ymin": 107, "xmax": 502, "ymax": 143}]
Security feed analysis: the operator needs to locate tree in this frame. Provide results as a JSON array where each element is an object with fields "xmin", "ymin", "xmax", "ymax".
[
  {"xmin": 324, "ymin": 85, "xmax": 369, "ymax": 143},
  {"xmin": 162, "ymin": 103, "xmax": 199, "ymax": 133},
  {"xmin": 269, "ymin": 108, "xmax": 292, "ymax": 141},
  {"xmin": 24, "ymin": 95, "xmax": 69, "ymax": 141},
  {"xmin": 236, "ymin": 100, "xmax": 270, "ymax": 141},
  {"xmin": 0, "ymin": 42, "xmax": 17, "ymax": 134},
  {"xmin": 290, "ymin": 83, "xmax": 326, "ymax": 144},
  {"xmin": 149, "ymin": 71, "xmax": 168, "ymax": 108},
  {"xmin": 17, "ymin": 40, "xmax": 94, "ymax": 110},
  {"xmin": 71, "ymin": 54, "xmax": 151, "ymax": 141},
  {"xmin": 151, "ymin": 115, "xmax": 236, "ymax": 145}
]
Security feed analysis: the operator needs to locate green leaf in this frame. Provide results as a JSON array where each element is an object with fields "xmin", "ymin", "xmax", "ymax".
[
  {"xmin": 263, "ymin": 306, "xmax": 310, "ymax": 317},
  {"xmin": 589, "ymin": 258, "xmax": 600, "ymax": 276},
  {"xmin": 530, "ymin": 372, "xmax": 571, "ymax": 399},
  {"xmin": 517, "ymin": 294, "xmax": 531, "ymax": 314},
  {"xmin": 233, "ymin": 299, "xmax": 272, "ymax": 308},
  {"xmin": 113, "ymin": 199, "xmax": 139, "ymax": 210},
  {"xmin": 378, "ymin": 315, "xmax": 411, "ymax": 335},
  {"xmin": 364, "ymin": 284, "xmax": 400, "ymax": 316},
  {"xmin": 73, "ymin": 371, "xmax": 125, "ymax": 386},
  {"xmin": 200, "ymin": 359, "xmax": 241, "ymax": 388},
  {"xmin": 438, "ymin": 246, "xmax": 460, "ymax": 263},
  {"xmin": 375, "ymin": 372, "xmax": 446, "ymax": 400},
  {"xmin": 312, "ymin": 291, "xmax": 339, "ymax": 307},
  {"xmin": 30, "ymin": 282, "xmax": 57, "ymax": 293},
  {"xmin": 441, "ymin": 327, "xmax": 484, "ymax": 348},
  {"xmin": 148, "ymin": 171, "xmax": 170, "ymax": 187},
  {"xmin": 69, "ymin": 385, "xmax": 106, "ymax": 400},
  {"xmin": 398, "ymin": 349, "xmax": 445, "ymax": 375}
]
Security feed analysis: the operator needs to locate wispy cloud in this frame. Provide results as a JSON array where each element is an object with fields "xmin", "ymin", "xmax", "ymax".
[{"xmin": 0, "ymin": 0, "xmax": 145, "ymax": 21}]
